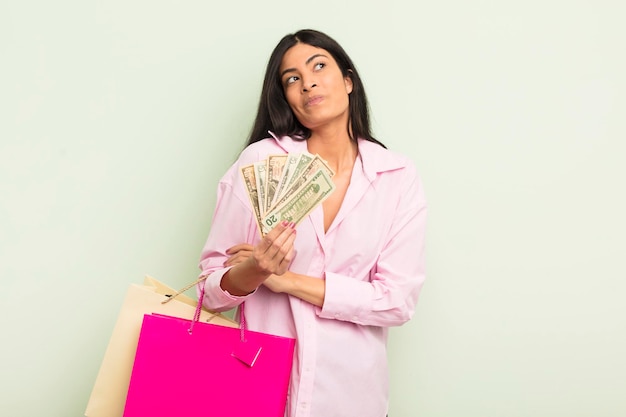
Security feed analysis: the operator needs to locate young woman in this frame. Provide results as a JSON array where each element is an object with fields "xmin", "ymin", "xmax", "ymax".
[{"xmin": 198, "ymin": 29, "xmax": 427, "ymax": 417}]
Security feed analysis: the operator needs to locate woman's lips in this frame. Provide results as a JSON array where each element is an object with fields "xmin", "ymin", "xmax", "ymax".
[{"xmin": 305, "ymin": 95, "xmax": 324, "ymax": 107}]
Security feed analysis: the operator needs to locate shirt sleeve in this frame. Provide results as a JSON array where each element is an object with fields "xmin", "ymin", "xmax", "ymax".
[
  {"xmin": 197, "ymin": 167, "xmax": 260, "ymax": 312},
  {"xmin": 318, "ymin": 164, "xmax": 427, "ymax": 327}
]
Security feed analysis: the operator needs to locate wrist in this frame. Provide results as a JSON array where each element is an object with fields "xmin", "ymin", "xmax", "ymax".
[
  {"xmin": 280, "ymin": 271, "xmax": 298, "ymax": 295},
  {"xmin": 221, "ymin": 263, "xmax": 270, "ymax": 296}
]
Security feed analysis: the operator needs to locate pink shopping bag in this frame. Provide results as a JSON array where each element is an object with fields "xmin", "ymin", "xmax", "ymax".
[{"xmin": 123, "ymin": 303, "xmax": 295, "ymax": 417}]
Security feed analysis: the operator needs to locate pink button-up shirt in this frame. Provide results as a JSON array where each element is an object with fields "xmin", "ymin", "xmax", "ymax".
[{"xmin": 198, "ymin": 133, "xmax": 427, "ymax": 417}]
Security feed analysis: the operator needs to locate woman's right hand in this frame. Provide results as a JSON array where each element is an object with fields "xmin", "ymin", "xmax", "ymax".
[{"xmin": 219, "ymin": 221, "xmax": 296, "ymax": 296}]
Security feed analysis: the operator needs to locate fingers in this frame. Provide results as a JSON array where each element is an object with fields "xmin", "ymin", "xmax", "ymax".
[
  {"xmin": 226, "ymin": 243, "xmax": 254, "ymax": 255},
  {"xmin": 224, "ymin": 222, "xmax": 296, "ymax": 274},
  {"xmin": 224, "ymin": 250, "xmax": 252, "ymax": 266},
  {"xmin": 274, "ymin": 229, "xmax": 296, "ymax": 275},
  {"xmin": 224, "ymin": 243, "xmax": 254, "ymax": 266},
  {"xmin": 259, "ymin": 221, "xmax": 293, "ymax": 247},
  {"xmin": 253, "ymin": 221, "xmax": 296, "ymax": 274}
]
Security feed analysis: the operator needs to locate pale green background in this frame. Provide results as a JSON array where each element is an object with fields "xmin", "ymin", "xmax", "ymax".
[{"xmin": 1, "ymin": 1, "xmax": 624, "ymax": 416}]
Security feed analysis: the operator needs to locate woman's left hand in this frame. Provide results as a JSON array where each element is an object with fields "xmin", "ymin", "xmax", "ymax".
[
  {"xmin": 224, "ymin": 243, "xmax": 290, "ymax": 294},
  {"xmin": 224, "ymin": 241, "xmax": 323, "ymax": 305}
]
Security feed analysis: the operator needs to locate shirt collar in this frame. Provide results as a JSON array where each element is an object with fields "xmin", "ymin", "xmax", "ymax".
[
  {"xmin": 356, "ymin": 138, "xmax": 407, "ymax": 182},
  {"xmin": 268, "ymin": 131, "xmax": 308, "ymax": 153},
  {"xmin": 267, "ymin": 131, "xmax": 407, "ymax": 182}
]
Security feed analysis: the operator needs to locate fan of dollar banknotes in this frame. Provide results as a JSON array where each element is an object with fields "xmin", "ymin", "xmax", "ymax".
[{"xmin": 241, "ymin": 152, "xmax": 336, "ymax": 236}]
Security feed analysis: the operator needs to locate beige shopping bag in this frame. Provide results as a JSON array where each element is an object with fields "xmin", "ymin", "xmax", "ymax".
[{"xmin": 84, "ymin": 275, "xmax": 236, "ymax": 417}]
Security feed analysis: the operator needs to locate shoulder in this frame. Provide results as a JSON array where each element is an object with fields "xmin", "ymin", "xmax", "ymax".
[
  {"xmin": 358, "ymin": 140, "xmax": 426, "ymax": 210},
  {"xmin": 238, "ymin": 138, "xmax": 284, "ymax": 164},
  {"xmin": 219, "ymin": 135, "xmax": 307, "ymax": 185},
  {"xmin": 238, "ymin": 134, "xmax": 308, "ymax": 164},
  {"xmin": 358, "ymin": 139, "xmax": 418, "ymax": 179}
]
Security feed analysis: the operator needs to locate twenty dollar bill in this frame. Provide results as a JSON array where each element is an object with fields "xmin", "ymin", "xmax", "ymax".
[{"xmin": 260, "ymin": 168, "xmax": 335, "ymax": 234}]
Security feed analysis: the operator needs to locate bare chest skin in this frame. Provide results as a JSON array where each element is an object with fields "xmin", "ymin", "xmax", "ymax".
[
  {"xmin": 306, "ymin": 133, "xmax": 357, "ymax": 233},
  {"xmin": 322, "ymin": 167, "xmax": 352, "ymax": 233}
]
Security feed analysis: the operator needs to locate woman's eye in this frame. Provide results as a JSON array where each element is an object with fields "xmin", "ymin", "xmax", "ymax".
[
  {"xmin": 314, "ymin": 62, "xmax": 325, "ymax": 71},
  {"xmin": 285, "ymin": 76, "xmax": 299, "ymax": 85}
]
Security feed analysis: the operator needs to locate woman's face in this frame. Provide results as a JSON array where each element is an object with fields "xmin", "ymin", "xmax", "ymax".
[{"xmin": 279, "ymin": 43, "xmax": 353, "ymax": 133}]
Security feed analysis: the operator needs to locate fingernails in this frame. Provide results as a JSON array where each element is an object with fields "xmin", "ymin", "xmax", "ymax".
[
  {"xmin": 289, "ymin": 222, "xmax": 296, "ymax": 229},
  {"xmin": 281, "ymin": 220, "xmax": 289, "ymax": 227}
]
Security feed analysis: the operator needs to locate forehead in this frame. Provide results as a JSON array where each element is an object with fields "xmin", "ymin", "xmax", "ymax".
[{"xmin": 280, "ymin": 43, "xmax": 333, "ymax": 71}]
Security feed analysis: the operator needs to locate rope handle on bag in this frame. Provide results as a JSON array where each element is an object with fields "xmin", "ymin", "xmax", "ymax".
[
  {"xmin": 188, "ymin": 281, "xmax": 206, "ymax": 334},
  {"xmin": 160, "ymin": 275, "xmax": 208, "ymax": 304},
  {"xmin": 162, "ymin": 275, "xmax": 247, "ymax": 337},
  {"xmin": 238, "ymin": 302, "xmax": 247, "ymax": 342}
]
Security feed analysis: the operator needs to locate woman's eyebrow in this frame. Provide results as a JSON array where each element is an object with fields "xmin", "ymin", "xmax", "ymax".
[
  {"xmin": 280, "ymin": 54, "xmax": 329, "ymax": 79},
  {"xmin": 305, "ymin": 53, "xmax": 327, "ymax": 65}
]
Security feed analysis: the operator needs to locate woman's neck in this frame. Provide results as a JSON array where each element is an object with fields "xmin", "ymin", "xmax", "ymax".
[{"xmin": 307, "ymin": 131, "xmax": 358, "ymax": 175}]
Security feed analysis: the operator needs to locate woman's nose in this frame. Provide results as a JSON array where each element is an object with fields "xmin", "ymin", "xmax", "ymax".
[{"xmin": 302, "ymin": 79, "xmax": 317, "ymax": 92}]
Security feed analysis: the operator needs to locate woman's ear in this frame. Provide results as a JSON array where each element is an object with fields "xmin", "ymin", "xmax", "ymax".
[{"xmin": 345, "ymin": 69, "xmax": 354, "ymax": 94}]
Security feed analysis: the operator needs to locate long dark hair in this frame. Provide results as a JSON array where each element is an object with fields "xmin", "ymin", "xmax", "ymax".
[{"xmin": 246, "ymin": 29, "xmax": 385, "ymax": 148}]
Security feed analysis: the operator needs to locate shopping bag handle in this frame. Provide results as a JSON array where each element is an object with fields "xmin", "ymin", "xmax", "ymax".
[
  {"xmin": 160, "ymin": 276, "xmax": 208, "ymax": 304},
  {"xmin": 163, "ymin": 275, "xmax": 248, "ymax": 339}
]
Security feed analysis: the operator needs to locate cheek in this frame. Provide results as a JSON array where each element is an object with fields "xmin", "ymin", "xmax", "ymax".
[
  {"xmin": 284, "ymin": 89, "xmax": 300, "ymax": 109},
  {"xmin": 329, "ymin": 76, "xmax": 351, "ymax": 98}
]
